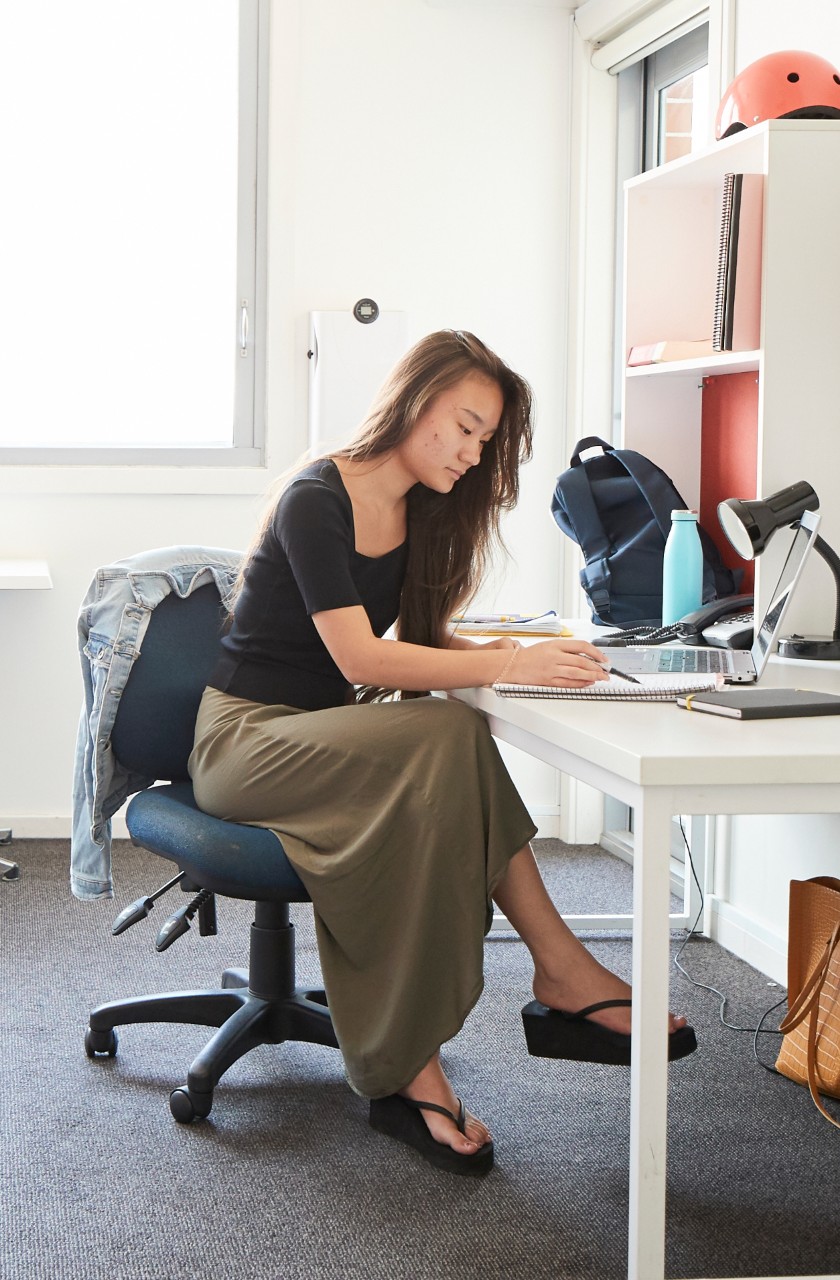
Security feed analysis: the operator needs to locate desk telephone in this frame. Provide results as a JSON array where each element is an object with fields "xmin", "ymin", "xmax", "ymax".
[{"xmin": 599, "ymin": 595, "xmax": 755, "ymax": 649}]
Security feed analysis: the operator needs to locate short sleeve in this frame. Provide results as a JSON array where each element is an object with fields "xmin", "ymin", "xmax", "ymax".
[{"xmin": 273, "ymin": 477, "xmax": 363, "ymax": 616}]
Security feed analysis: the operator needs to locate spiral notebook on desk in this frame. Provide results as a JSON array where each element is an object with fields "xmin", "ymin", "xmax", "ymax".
[{"xmin": 494, "ymin": 675, "xmax": 723, "ymax": 701}]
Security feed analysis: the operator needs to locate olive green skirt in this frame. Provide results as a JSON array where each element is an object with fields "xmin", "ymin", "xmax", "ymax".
[{"xmin": 189, "ymin": 686, "xmax": 537, "ymax": 1098}]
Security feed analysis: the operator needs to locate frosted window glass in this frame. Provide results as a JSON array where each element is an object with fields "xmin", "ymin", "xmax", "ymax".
[{"xmin": 0, "ymin": 1, "xmax": 240, "ymax": 448}]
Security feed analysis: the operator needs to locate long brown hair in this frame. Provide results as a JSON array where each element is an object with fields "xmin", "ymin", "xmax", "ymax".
[
  {"xmin": 334, "ymin": 329, "xmax": 533, "ymax": 652},
  {"xmin": 234, "ymin": 330, "xmax": 533, "ymax": 687}
]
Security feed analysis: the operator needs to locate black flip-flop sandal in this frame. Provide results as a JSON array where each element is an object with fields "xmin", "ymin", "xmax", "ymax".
[
  {"xmin": 369, "ymin": 1094, "xmax": 494, "ymax": 1177},
  {"xmin": 522, "ymin": 998, "xmax": 697, "ymax": 1065}
]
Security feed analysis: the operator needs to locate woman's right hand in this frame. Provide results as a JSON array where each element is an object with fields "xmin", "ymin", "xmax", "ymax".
[{"xmin": 502, "ymin": 638, "xmax": 610, "ymax": 688}]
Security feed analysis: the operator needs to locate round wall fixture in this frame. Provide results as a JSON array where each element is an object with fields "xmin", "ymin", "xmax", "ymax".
[{"xmin": 353, "ymin": 298, "xmax": 379, "ymax": 324}]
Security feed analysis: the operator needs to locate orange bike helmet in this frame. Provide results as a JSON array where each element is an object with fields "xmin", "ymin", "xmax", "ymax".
[{"xmin": 715, "ymin": 50, "xmax": 840, "ymax": 139}]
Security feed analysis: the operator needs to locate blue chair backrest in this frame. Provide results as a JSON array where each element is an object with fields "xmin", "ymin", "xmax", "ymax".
[{"xmin": 110, "ymin": 584, "xmax": 227, "ymax": 782}]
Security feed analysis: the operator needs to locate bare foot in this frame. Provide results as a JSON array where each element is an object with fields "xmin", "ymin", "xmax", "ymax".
[
  {"xmin": 400, "ymin": 1053, "xmax": 491, "ymax": 1154},
  {"xmin": 532, "ymin": 949, "xmax": 688, "ymax": 1037}
]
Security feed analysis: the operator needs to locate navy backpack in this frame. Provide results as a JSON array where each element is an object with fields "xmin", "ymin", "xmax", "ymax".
[{"xmin": 551, "ymin": 436, "xmax": 737, "ymax": 628}]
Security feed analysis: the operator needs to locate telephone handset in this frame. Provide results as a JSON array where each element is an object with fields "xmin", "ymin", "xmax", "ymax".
[
  {"xmin": 676, "ymin": 594, "xmax": 754, "ymax": 648},
  {"xmin": 599, "ymin": 594, "xmax": 754, "ymax": 649}
]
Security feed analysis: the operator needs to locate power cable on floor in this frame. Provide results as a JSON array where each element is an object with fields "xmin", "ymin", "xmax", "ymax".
[{"xmin": 672, "ymin": 817, "xmax": 786, "ymax": 1074}]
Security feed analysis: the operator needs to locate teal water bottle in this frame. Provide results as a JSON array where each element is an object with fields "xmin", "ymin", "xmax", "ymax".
[{"xmin": 661, "ymin": 510, "xmax": 703, "ymax": 624}]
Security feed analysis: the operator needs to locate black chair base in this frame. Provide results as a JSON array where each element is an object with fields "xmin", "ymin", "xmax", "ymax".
[{"xmin": 86, "ymin": 900, "xmax": 339, "ymax": 1122}]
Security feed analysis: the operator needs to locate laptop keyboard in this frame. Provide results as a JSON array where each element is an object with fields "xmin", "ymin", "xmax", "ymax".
[{"xmin": 655, "ymin": 648, "xmax": 733, "ymax": 673}]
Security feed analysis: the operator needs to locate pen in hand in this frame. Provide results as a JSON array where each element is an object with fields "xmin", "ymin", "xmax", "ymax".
[
  {"xmin": 602, "ymin": 664, "xmax": 642, "ymax": 685},
  {"xmin": 581, "ymin": 652, "xmax": 643, "ymax": 685}
]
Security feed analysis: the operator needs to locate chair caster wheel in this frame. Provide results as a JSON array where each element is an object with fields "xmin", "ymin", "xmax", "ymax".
[
  {"xmin": 85, "ymin": 1027, "xmax": 118, "ymax": 1058},
  {"xmin": 169, "ymin": 1086, "xmax": 212, "ymax": 1123}
]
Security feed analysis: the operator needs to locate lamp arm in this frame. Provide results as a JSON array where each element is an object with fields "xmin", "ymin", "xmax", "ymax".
[{"xmin": 813, "ymin": 534, "xmax": 840, "ymax": 641}]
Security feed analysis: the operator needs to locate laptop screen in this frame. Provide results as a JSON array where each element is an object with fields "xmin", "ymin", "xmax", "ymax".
[{"xmin": 750, "ymin": 508, "xmax": 821, "ymax": 677}]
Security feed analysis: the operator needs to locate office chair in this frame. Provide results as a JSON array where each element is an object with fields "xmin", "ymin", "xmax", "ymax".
[{"xmin": 85, "ymin": 583, "xmax": 338, "ymax": 1122}]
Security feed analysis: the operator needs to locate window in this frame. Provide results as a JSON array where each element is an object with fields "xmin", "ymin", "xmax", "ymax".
[
  {"xmin": 0, "ymin": 0, "xmax": 267, "ymax": 466},
  {"xmin": 643, "ymin": 25, "xmax": 710, "ymax": 168}
]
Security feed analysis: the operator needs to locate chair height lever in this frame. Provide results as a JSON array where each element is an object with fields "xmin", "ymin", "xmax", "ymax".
[
  {"xmin": 111, "ymin": 872, "xmax": 185, "ymax": 935},
  {"xmin": 155, "ymin": 888, "xmax": 215, "ymax": 952}
]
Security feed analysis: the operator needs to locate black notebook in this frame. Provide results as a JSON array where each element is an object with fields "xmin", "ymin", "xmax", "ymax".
[{"xmin": 676, "ymin": 688, "xmax": 840, "ymax": 719}]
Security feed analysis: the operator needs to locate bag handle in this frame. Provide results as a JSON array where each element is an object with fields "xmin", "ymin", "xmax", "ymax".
[
  {"xmin": 570, "ymin": 438, "xmax": 679, "ymax": 544},
  {"xmin": 569, "ymin": 437, "xmax": 614, "ymax": 467},
  {"xmin": 779, "ymin": 919, "xmax": 840, "ymax": 1128}
]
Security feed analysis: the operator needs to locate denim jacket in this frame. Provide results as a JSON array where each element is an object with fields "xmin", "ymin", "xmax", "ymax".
[{"xmin": 71, "ymin": 546, "xmax": 242, "ymax": 900}]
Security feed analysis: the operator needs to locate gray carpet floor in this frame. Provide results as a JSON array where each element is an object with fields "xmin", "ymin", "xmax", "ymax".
[{"xmin": 2, "ymin": 837, "xmax": 839, "ymax": 1280}]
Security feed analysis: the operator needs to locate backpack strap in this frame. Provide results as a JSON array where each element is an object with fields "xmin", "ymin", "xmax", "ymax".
[
  {"xmin": 610, "ymin": 448, "xmax": 681, "ymax": 542},
  {"xmin": 552, "ymin": 460, "xmax": 614, "ymax": 621},
  {"xmin": 614, "ymin": 449, "xmax": 726, "ymax": 599}
]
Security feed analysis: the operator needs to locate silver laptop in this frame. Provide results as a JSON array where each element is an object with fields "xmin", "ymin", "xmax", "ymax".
[{"xmin": 601, "ymin": 509, "xmax": 821, "ymax": 683}]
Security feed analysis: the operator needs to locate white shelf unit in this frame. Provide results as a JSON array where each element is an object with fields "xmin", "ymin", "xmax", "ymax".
[{"xmin": 621, "ymin": 119, "xmax": 840, "ymax": 635}]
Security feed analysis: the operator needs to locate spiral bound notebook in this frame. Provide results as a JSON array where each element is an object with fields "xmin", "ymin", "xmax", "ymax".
[
  {"xmin": 494, "ymin": 675, "xmax": 723, "ymax": 701},
  {"xmin": 712, "ymin": 171, "xmax": 764, "ymax": 352}
]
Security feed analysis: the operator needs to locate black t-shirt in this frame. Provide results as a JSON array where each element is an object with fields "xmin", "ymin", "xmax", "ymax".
[{"xmin": 209, "ymin": 459, "xmax": 408, "ymax": 710}]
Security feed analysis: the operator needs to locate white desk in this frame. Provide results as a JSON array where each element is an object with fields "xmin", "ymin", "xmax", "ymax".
[
  {"xmin": 453, "ymin": 657, "xmax": 840, "ymax": 1280},
  {"xmin": 1, "ymin": 558, "xmax": 51, "ymax": 875}
]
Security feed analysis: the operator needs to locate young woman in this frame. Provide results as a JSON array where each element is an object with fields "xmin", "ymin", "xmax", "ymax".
[{"xmin": 189, "ymin": 329, "xmax": 694, "ymax": 1177}]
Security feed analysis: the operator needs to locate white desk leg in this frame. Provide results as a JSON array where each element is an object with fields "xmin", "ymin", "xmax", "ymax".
[{"xmin": 627, "ymin": 790, "xmax": 674, "ymax": 1280}]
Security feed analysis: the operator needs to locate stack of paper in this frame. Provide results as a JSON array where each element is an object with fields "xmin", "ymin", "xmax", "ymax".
[{"xmin": 452, "ymin": 611, "xmax": 571, "ymax": 638}]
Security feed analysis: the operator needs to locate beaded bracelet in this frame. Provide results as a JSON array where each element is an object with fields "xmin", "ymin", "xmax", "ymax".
[{"xmin": 492, "ymin": 641, "xmax": 521, "ymax": 687}]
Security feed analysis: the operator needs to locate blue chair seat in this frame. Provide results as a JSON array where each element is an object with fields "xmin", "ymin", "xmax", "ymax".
[{"xmin": 126, "ymin": 782, "xmax": 310, "ymax": 903}]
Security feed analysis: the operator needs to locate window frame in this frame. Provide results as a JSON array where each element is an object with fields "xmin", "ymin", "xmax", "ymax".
[
  {"xmin": 0, "ymin": 0, "xmax": 268, "ymax": 472},
  {"xmin": 609, "ymin": 24, "xmax": 710, "ymax": 438},
  {"xmin": 643, "ymin": 23, "xmax": 711, "ymax": 169}
]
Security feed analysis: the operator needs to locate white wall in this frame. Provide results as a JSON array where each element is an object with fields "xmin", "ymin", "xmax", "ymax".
[
  {"xmin": 733, "ymin": 0, "xmax": 840, "ymax": 70},
  {"xmin": 0, "ymin": 0, "xmax": 576, "ymax": 837},
  {"xmin": 708, "ymin": 0, "xmax": 840, "ymax": 981}
]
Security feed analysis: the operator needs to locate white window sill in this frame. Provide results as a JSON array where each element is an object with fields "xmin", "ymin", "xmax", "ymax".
[{"xmin": 0, "ymin": 464, "xmax": 272, "ymax": 496}]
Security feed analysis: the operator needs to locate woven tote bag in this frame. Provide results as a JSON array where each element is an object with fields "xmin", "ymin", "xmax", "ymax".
[{"xmin": 776, "ymin": 876, "xmax": 840, "ymax": 1127}]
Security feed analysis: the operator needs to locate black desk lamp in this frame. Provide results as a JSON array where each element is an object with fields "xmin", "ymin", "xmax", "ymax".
[{"xmin": 717, "ymin": 480, "xmax": 840, "ymax": 661}]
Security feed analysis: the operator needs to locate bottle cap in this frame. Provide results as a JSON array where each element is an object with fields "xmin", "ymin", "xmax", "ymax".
[{"xmin": 670, "ymin": 509, "xmax": 698, "ymax": 520}]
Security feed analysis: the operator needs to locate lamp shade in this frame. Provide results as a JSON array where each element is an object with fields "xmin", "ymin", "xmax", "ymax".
[{"xmin": 717, "ymin": 481, "xmax": 820, "ymax": 559}]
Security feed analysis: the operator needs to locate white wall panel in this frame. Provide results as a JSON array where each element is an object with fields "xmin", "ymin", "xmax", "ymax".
[
  {"xmin": 308, "ymin": 308, "xmax": 408, "ymax": 454},
  {"xmin": 1, "ymin": 0, "xmax": 573, "ymax": 836}
]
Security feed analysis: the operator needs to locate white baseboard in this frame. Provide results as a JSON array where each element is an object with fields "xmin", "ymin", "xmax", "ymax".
[
  {"xmin": 707, "ymin": 896, "xmax": 787, "ymax": 986},
  {"xmin": 5, "ymin": 814, "xmax": 130, "ymax": 840},
  {"xmin": 11, "ymin": 802, "xmax": 562, "ymax": 842},
  {"xmin": 600, "ymin": 828, "xmax": 788, "ymax": 984},
  {"xmin": 559, "ymin": 776, "xmax": 604, "ymax": 844},
  {"xmin": 6, "ymin": 808, "xmax": 563, "ymax": 844},
  {"xmin": 601, "ymin": 829, "xmax": 690, "ymax": 899},
  {"xmin": 528, "ymin": 805, "xmax": 562, "ymax": 839},
  {"xmin": 12, "ymin": 809, "xmax": 561, "ymax": 847}
]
